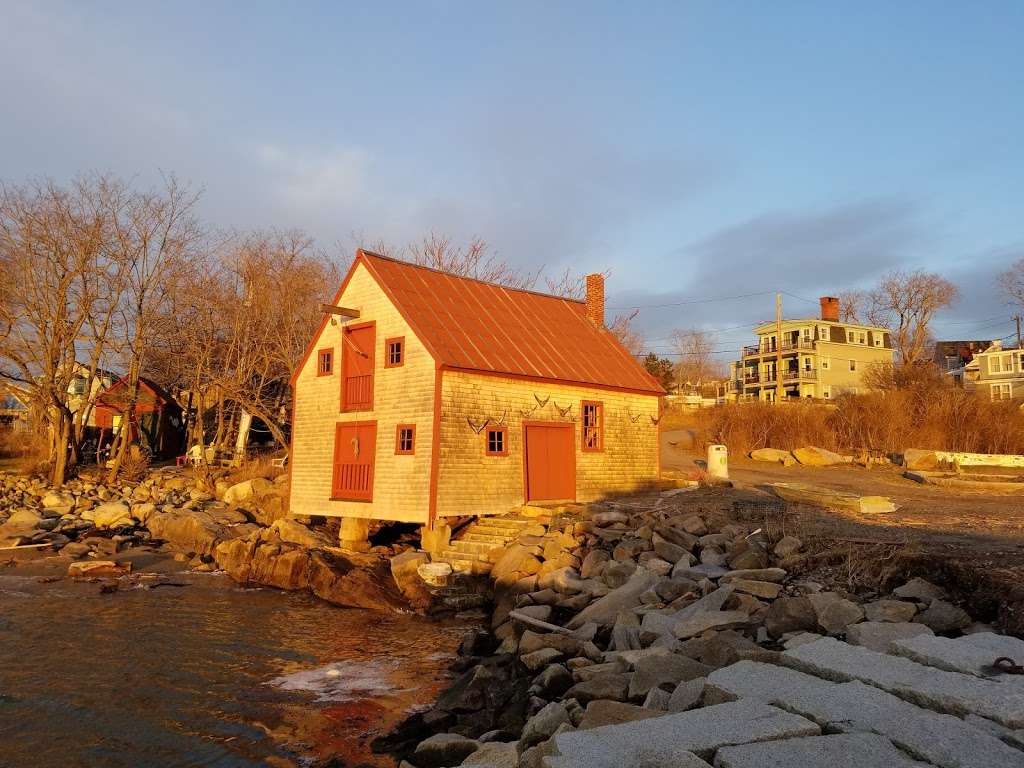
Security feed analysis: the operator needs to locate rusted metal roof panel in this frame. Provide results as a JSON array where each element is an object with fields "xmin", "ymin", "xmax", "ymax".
[{"xmin": 360, "ymin": 251, "xmax": 663, "ymax": 394}]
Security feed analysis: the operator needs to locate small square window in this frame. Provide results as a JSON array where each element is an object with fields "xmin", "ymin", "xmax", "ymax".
[
  {"xmin": 317, "ymin": 348, "xmax": 334, "ymax": 376},
  {"xmin": 485, "ymin": 427, "xmax": 507, "ymax": 456},
  {"xmin": 850, "ymin": 360, "xmax": 857, "ymax": 372},
  {"xmin": 395, "ymin": 424, "xmax": 415, "ymax": 454},
  {"xmin": 582, "ymin": 401, "xmax": 604, "ymax": 451},
  {"xmin": 385, "ymin": 337, "xmax": 405, "ymax": 368}
]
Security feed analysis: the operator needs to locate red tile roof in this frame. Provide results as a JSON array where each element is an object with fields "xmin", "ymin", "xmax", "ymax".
[{"xmin": 358, "ymin": 250, "xmax": 663, "ymax": 395}]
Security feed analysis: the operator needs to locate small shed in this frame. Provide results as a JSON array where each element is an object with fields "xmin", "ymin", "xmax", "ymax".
[
  {"xmin": 94, "ymin": 377, "xmax": 185, "ymax": 459},
  {"xmin": 289, "ymin": 250, "xmax": 664, "ymax": 546}
]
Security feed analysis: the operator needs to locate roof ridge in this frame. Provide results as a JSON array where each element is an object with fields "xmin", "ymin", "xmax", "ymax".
[{"xmin": 358, "ymin": 249, "xmax": 586, "ymax": 305}]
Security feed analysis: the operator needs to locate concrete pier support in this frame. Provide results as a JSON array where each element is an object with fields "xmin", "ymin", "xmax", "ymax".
[
  {"xmin": 420, "ymin": 521, "xmax": 451, "ymax": 555},
  {"xmin": 339, "ymin": 517, "xmax": 371, "ymax": 552}
]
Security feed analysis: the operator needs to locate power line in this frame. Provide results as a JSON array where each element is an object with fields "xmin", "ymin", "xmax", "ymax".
[{"xmin": 607, "ymin": 289, "xmax": 779, "ymax": 311}]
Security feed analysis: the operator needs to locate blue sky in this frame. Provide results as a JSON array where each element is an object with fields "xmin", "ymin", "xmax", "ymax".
[{"xmin": 2, "ymin": 1, "xmax": 1022, "ymax": 358}]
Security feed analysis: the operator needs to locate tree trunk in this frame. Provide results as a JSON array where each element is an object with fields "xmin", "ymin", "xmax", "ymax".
[
  {"xmin": 51, "ymin": 411, "xmax": 72, "ymax": 487},
  {"xmin": 106, "ymin": 360, "xmax": 141, "ymax": 483}
]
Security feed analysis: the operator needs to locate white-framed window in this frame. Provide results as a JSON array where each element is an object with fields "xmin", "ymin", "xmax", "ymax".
[
  {"xmin": 803, "ymin": 357, "xmax": 812, "ymax": 371},
  {"xmin": 847, "ymin": 330, "xmax": 855, "ymax": 343},
  {"xmin": 822, "ymin": 386, "xmax": 831, "ymax": 399},
  {"xmin": 821, "ymin": 357, "xmax": 830, "ymax": 370},
  {"xmin": 859, "ymin": 332, "xmax": 867, "ymax": 345},
  {"xmin": 1005, "ymin": 354, "xmax": 1015, "ymax": 372},
  {"xmin": 991, "ymin": 356, "xmax": 1002, "ymax": 373},
  {"xmin": 818, "ymin": 325, "xmax": 830, "ymax": 341},
  {"xmin": 802, "ymin": 327, "xmax": 812, "ymax": 341},
  {"xmin": 991, "ymin": 383, "xmax": 1013, "ymax": 401},
  {"xmin": 873, "ymin": 334, "xmax": 883, "ymax": 347}
]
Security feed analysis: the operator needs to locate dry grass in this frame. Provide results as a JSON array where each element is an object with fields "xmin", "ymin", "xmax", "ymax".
[
  {"xmin": 698, "ymin": 389, "xmax": 1024, "ymax": 456},
  {"xmin": 0, "ymin": 428, "xmax": 49, "ymax": 475},
  {"xmin": 117, "ymin": 451, "xmax": 150, "ymax": 482},
  {"xmin": 226, "ymin": 454, "xmax": 286, "ymax": 485}
]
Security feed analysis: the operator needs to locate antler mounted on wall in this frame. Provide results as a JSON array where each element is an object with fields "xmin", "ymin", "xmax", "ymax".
[
  {"xmin": 626, "ymin": 410, "xmax": 641, "ymax": 423},
  {"xmin": 650, "ymin": 414, "xmax": 662, "ymax": 425},
  {"xmin": 553, "ymin": 401, "xmax": 573, "ymax": 417},
  {"xmin": 467, "ymin": 416, "xmax": 491, "ymax": 434},
  {"xmin": 533, "ymin": 393, "xmax": 550, "ymax": 408},
  {"xmin": 488, "ymin": 407, "xmax": 508, "ymax": 425},
  {"xmin": 518, "ymin": 405, "xmax": 537, "ymax": 417}
]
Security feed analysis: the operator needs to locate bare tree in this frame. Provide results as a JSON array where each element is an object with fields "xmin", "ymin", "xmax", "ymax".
[
  {"xmin": 609, "ymin": 310, "xmax": 645, "ymax": 356},
  {"xmin": 151, "ymin": 230, "xmax": 342, "ymax": 456},
  {"xmin": 365, "ymin": 232, "xmax": 543, "ymax": 291},
  {"xmin": 870, "ymin": 269, "xmax": 958, "ymax": 365},
  {"xmin": 0, "ymin": 176, "xmax": 123, "ymax": 484},
  {"xmin": 998, "ymin": 256, "xmax": 1024, "ymax": 310},
  {"xmin": 105, "ymin": 175, "xmax": 202, "ymax": 481},
  {"xmin": 836, "ymin": 289, "xmax": 868, "ymax": 323},
  {"xmin": 670, "ymin": 329, "xmax": 721, "ymax": 392},
  {"xmin": 543, "ymin": 267, "xmax": 589, "ymax": 299}
]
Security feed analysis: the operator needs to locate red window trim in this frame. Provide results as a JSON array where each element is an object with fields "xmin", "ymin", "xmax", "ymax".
[
  {"xmin": 485, "ymin": 425, "xmax": 508, "ymax": 456},
  {"xmin": 384, "ymin": 336, "xmax": 405, "ymax": 368},
  {"xmin": 581, "ymin": 400, "xmax": 604, "ymax": 452},
  {"xmin": 395, "ymin": 423, "xmax": 416, "ymax": 455},
  {"xmin": 341, "ymin": 320, "xmax": 376, "ymax": 413},
  {"xmin": 316, "ymin": 348, "xmax": 334, "ymax": 376}
]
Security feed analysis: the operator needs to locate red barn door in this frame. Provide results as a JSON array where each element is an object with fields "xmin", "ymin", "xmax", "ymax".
[
  {"xmin": 523, "ymin": 422, "xmax": 575, "ymax": 502},
  {"xmin": 342, "ymin": 322, "xmax": 375, "ymax": 411},
  {"xmin": 332, "ymin": 421, "xmax": 376, "ymax": 501}
]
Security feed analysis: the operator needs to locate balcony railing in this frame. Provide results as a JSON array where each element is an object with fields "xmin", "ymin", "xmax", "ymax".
[
  {"xmin": 742, "ymin": 339, "xmax": 815, "ymax": 357},
  {"xmin": 781, "ymin": 369, "xmax": 817, "ymax": 381},
  {"xmin": 343, "ymin": 374, "xmax": 373, "ymax": 410}
]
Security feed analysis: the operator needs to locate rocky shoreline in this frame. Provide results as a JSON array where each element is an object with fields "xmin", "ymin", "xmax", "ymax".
[
  {"xmin": 373, "ymin": 488, "xmax": 1009, "ymax": 768},
  {"xmin": 0, "ymin": 468, "xmax": 409, "ymax": 611}
]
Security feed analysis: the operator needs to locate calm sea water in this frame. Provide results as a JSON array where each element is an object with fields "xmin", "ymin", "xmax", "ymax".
[{"xmin": 0, "ymin": 569, "xmax": 470, "ymax": 768}]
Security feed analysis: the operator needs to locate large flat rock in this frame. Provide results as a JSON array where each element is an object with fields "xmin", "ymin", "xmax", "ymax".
[
  {"xmin": 548, "ymin": 700, "xmax": 819, "ymax": 767},
  {"xmin": 891, "ymin": 633, "xmax": 1024, "ymax": 686},
  {"xmin": 708, "ymin": 660, "xmax": 1024, "ymax": 768},
  {"xmin": 785, "ymin": 637, "xmax": 1024, "ymax": 729},
  {"xmin": 715, "ymin": 733, "xmax": 928, "ymax": 768},
  {"xmin": 769, "ymin": 482, "xmax": 897, "ymax": 514}
]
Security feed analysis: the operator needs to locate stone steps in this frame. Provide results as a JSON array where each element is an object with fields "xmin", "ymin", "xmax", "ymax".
[
  {"xmin": 548, "ymin": 635, "xmax": 1024, "ymax": 768},
  {"xmin": 784, "ymin": 636, "xmax": 1024, "ymax": 730},
  {"xmin": 460, "ymin": 531, "xmax": 514, "ymax": 544},
  {"xmin": 433, "ymin": 513, "xmax": 534, "ymax": 574},
  {"xmin": 706, "ymin": 659, "xmax": 1023, "ymax": 768}
]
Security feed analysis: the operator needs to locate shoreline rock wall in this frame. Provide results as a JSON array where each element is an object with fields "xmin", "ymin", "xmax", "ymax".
[
  {"xmin": 375, "ymin": 490, "xmax": 999, "ymax": 768},
  {"xmin": 0, "ymin": 469, "xmax": 407, "ymax": 612}
]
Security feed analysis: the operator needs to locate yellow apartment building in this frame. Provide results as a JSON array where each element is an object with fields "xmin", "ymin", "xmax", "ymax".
[{"xmin": 728, "ymin": 297, "xmax": 895, "ymax": 402}]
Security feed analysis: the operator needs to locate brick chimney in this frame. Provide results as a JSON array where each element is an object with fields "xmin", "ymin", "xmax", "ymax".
[
  {"xmin": 820, "ymin": 296, "xmax": 840, "ymax": 322},
  {"xmin": 585, "ymin": 273, "xmax": 605, "ymax": 328}
]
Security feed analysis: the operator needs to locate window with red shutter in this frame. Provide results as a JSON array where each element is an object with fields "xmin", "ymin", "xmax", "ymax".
[{"xmin": 581, "ymin": 401, "xmax": 603, "ymax": 451}]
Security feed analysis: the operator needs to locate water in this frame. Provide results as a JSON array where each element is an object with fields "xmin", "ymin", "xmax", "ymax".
[{"xmin": 0, "ymin": 569, "xmax": 472, "ymax": 768}]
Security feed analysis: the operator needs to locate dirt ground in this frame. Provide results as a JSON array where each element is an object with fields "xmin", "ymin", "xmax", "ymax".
[{"xmin": 660, "ymin": 431, "xmax": 1024, "ymax": 633}]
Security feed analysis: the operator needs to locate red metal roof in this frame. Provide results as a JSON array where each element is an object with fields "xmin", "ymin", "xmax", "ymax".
[{"xmin": 358, "ymin": 250, "xmax": 664, "ymax": 395}]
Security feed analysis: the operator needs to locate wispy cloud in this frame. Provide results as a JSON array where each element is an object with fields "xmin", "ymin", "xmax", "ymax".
[{"xmin": 253, "ymin": 143, "xmax": 372, "ymax": 212}]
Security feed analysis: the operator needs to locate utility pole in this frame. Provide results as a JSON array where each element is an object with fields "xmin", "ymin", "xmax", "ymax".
[
  {"xmin": 1015, "ymin": 315, "xmax": 1022, "ymax": 350},
  {"xmin": 775, "ymin": 292, "xmax": 783, "ymax": 403}
]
